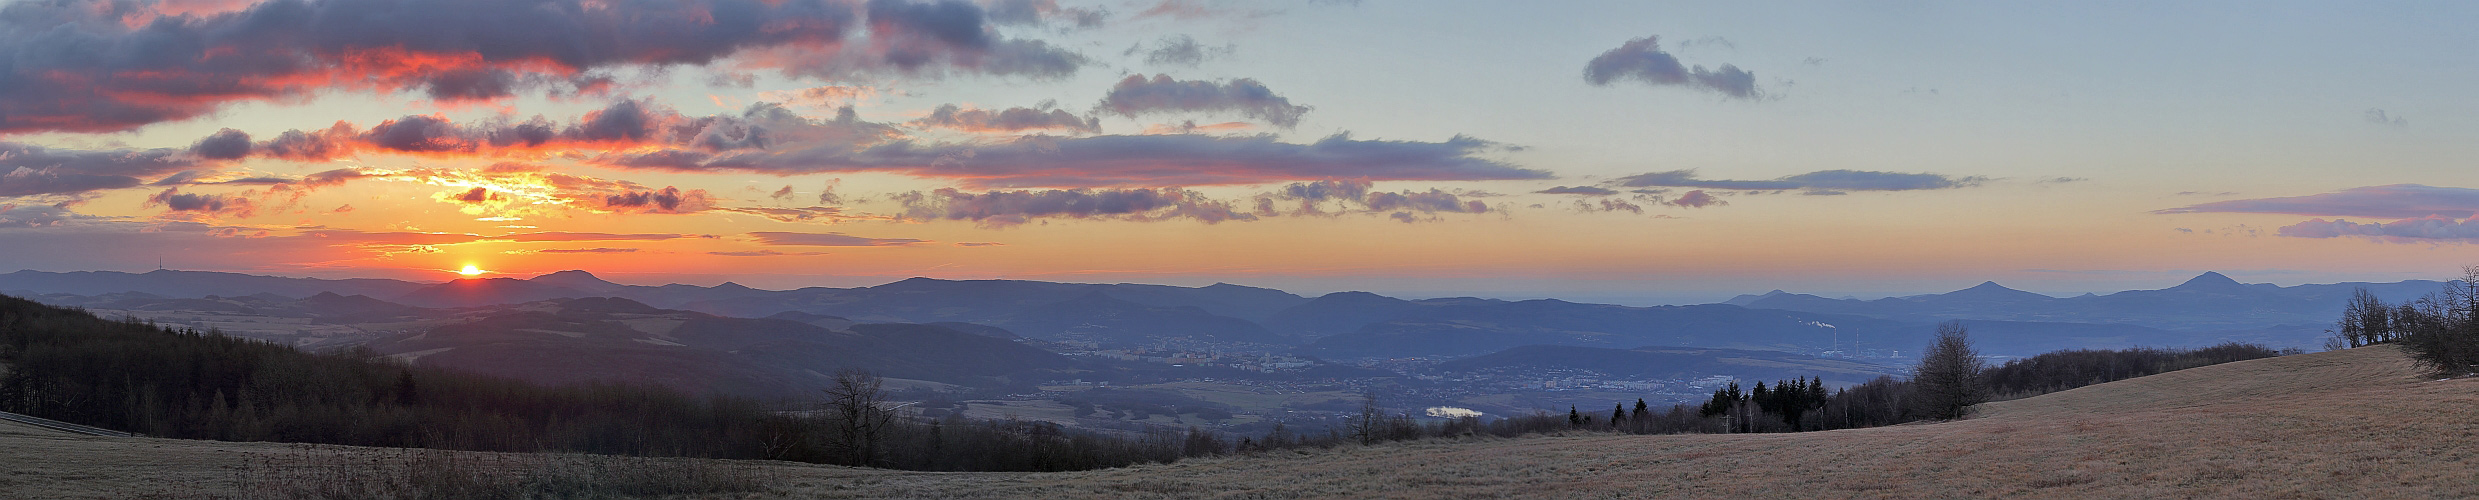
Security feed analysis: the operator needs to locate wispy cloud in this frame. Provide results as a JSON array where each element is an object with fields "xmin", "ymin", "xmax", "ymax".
[
  {"xmin": 2156, "ymin": 184, "xmax": 2479, "ymax": 219},
  {"xmin": 1612, "ymin": 169, "xmax": 1985, "ymax": 195},
  {"xmin": 748, "ymin": 231, "xmax": 928, "ymax": 246}
]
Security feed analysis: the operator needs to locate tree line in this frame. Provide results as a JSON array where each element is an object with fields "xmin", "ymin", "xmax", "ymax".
[
  {"xmin": 2329, "ymin": 267, "xmax": 2479, "ymax": 375},
  {"xmin": 0, "ymin": 294, "xmax": 1227, "ymax": 472}
]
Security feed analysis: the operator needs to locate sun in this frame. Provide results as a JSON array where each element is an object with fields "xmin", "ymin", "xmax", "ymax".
[{"xmin": 459, "ymin": 265, "xmax": 483, "ymax": 277}]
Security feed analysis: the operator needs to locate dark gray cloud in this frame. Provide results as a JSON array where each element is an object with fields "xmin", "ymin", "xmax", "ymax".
[
  {"xmin": 597, "ymin": 187, "xmax": 714, "ymax": 214},
  {"xmin": 1613, "ymin": 169, "xmax": 1985, "ymax": 194},
  {"xmin": 1538, "ymin": 186, "xmax": 1619, "ymax": 196},
  {"xmin": 1255, "ymin": 179, "xmax": 1494, "ymax": 221},
  {"xmin": 0, "ymin": 143, "xmax": 204, "ymax": 197},
  {"xmin": 749, "ymin": 231, "xmax": 927, "ymax": 246},
  {"xmin": 982, "ymin": 0, "xmax": 1107, "ymax": 28},
  {"xmin": 896, "ymin": 187, "xmax": 1251, "ymax": 227},
  {"xmin": 1097, "ymin": 74, "xmax": 1310, "ymax": 128},
  {"xmin": 1668, "ymin": 190, "xmax": 1723, "ymax": 208},
  {"xmin": 0, "ymin": 0, "xmax": 1089, "ymax": 134},
  {"xmin": 915, "ymin": 102, "xmax": 1099, "ymax": 133},
  {"xmin": 1583, "ymin": 36, "xmax": 1760, "ymax": 100},
  {"xmin": 1574, "ymin": 198, "xmax": 1643, "ymax": 214},
  {"xmin": 0, "ymin": 203, "xmax": 90, "ymax": 228},
  {"xmin": 1363, "ymin": 190, "xmax": 1486, "ymax": 214},
  {"xmin": 145, "ymin": 187, "xmax": 256, "ymax": 217},
  {"xmin": 189, "ymin": 129, "xmax": 253, "ymax": 160},
  {"xmin": 1126, "ymin": 34, "xmax": 1231, "ymax": 67},
  {"xmin": 2156, "ymin": 184, "xmax": 2479, "ymax": 219}
]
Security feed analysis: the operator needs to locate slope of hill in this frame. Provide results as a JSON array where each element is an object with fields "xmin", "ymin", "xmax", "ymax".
[
  {"xmin": 7, "ymin": 346, "xmax": 2469, "ymax": 498},
  {"xmin": 777, "ymin": 344, "xmax": 2479, "ymax": 497}
]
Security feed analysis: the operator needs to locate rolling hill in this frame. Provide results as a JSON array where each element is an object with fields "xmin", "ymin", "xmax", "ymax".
[{"xmin": 7, "ymin": 345, "xmax": 2469, "ymax": 498}]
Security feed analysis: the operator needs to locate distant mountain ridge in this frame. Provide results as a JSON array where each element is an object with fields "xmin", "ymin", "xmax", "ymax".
[
  {"xmin": 5, "ymin": 268, "xmax": 2446, "ymax": 357},
  {"xmin": 1730, "ymin": 271, "xmax": 2451, "ymax": 332}
]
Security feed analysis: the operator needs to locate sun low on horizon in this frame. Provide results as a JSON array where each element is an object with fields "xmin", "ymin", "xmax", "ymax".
[{"xmin": 0, "ymin": 0, "xmax": 2473, "ymax": 302}]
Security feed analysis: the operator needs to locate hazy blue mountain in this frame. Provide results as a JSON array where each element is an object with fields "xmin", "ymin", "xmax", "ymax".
[
  {"xmin": 364, "ymin": 297, "xmax": 1079, "ymax": 397},
  {"xmin": 992, "ymin": 291, "xmax": 1287, "ymax": 347},
  {"xmin": 1736, "ymin": 271, "xmax": 2455, "ymax": 332},
  {"xmin": 0, "ymin": 269, "xmax": 427, "ymax": 299},
  {"xmin": 1301, "ymin": 301, "xmax": 1910, "ymax": 359},
  {"xmin": 1434, "ymin": 345, "xmax": 1895, "ymax": 387},
  {"xmin": 1300, "ymin": 298, "xmax": 2248, "ymax": 360},
  {"xmin": 678, "ymin": 277, "xmax": 1308, "ymax": 325},
  {"xmin": 1262, "ymin": 291, "xmax": 1423, "ymax": 339},
  {"xmin": 390, "ymin": 277, "xmax": 593, "ymax": 308}
]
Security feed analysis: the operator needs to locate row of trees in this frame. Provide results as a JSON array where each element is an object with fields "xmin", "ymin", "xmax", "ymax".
[
  {"xmin": 2330, "ymin": 267, "xmax": 2479, "ymax": 374},
  {"xmin": 1665, "ymin": 322, "xmax": 2287, "ymax": 435},
  {"xmin": 0, "ymin": 295, "xmax": 1226, "ymax": 472}
]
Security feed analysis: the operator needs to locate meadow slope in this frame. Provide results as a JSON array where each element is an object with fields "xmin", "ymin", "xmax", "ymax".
[{"xmin": 2, "ymin": 345, "xmax": 2473, "ymax": 498}]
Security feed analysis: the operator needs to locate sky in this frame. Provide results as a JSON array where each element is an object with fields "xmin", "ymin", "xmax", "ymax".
[{"xmin": 0, "ymin": 0, "xmax": 2474, "ymax": 304}]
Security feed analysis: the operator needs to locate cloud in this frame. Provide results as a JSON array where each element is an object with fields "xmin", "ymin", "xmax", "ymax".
[
  {"xmin": 2278, "ymin": 216, "xmax": 2479, "ymax": 243},
  {"xmin": 1584, "ymin": 36, "xmax": 1760, "ymax": 99},
  {"xmin": 754, "ymin": 0, "xmax": 1089, "ymax": 81},
  {"xmin": 708, "ymin": 249, "xmax": 830, "ymax": 256},
  {"xmin": 982, "ymin": 0, "xmax": 1107, "ymax": 29},
  {"xmin": 1097, "ymin": 74, "xmax": 1310, "ymax": 128},
  {"xmin": 0, "ymin": 0, "xmax": 1092, "ymax": 134},
  {"xmin": 748, "ymin": 231, "xmax": 927, "ymax": 246},
  {"xmin": 0, "ymin": 203, "xmax": 93, "ymax": 228},
  {"xmin": 534, "ymin": 247, "xmax": 639, "ymax": 254},
  {"xmin": 897, "ymin": 187, "xmax": 1251, "ymax": 226},
  {"xmin": 189, "ymin": 129, "xmax": 253, "ymax": 160},
  {"xmin": 1612, "ymin": 169, "xmax": 1985, "ymax": 194},
  {"xmin": 915, "ymin": 102, "xmax": 1099, "ymax": 133},
  {"xmin": 595, "ymin": 187, "xmax": 716, "ymax": 214},
  {"xmin": 144, "ymin": 187, "xmax": 256, "ymax": 218},
  {"xmin": 714, "ymin": 206, "xmax": 871, "ymax": 223},
  {"xmin": 1668, "ymin": 190, "xmax": 1723, "ymax": 208},
  {"xmin": 1363, "ymin": 190, "xmax": 1487, "ymax": 214},
  {"xmin": 0, "ymin": 143, "xmax": 207, "ymax": 197},
  {"xmin": 496, "ymin": 232, "xmax": 701, "ymax": 242},
  {"xmin": 1126, "ymin": 34, "xmax": 1231, "ymax": 67},
  {"xmin": 608, "ymin": 130, "xmax": 1545, "ymax": 188},
  {"xmin": 1537, "ymin": 186, "xmax": 1619, "ymax": 196},
  {"xmin": 953, "ymin": 241, "xmax": 1004, "ymax": 247},
  {"xmin": 221, "ymin": 97, "xmax": 1540, "ymax": 190},
  {"xmin": 1574, "ymin": 198, "xmax": 1643, "ymax": 214},
  {"xmin": 1254, "ymin": 180, "xmax": 1493, "ymax": 221},
  {"xmin": 2155, "ymin": 185, "xmax": 2479, "ymax": 219},
  {"xmin": 2366, "ymin": 109, "xmax": 2409, "ymax": 128}
]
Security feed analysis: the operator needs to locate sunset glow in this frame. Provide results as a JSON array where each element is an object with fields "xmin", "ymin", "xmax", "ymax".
[{"xmin": 0, "ymin": 1, "xmax": 2470, "ymax": 301}]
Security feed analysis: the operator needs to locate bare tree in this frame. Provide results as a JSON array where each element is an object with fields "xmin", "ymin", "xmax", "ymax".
[
  {"xmin": 1912, "ymin": 321, "xmax": 1987, "ymax": 420},
  {"xmin": 1348, "ymin": 391, "xmax": 1383, "ymax": 445},
  {"xmin": 822, "ymin": 369, "xmax": 895, "ymax": 467}
]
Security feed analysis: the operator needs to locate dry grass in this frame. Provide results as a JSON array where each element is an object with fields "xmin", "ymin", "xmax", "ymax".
[{"xmin": 6, "ymin": 345, "xmax": 2475, "ymax": 498}]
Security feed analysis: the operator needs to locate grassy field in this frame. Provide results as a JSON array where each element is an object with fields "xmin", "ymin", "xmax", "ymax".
[{"xmin": 4, "ymin": 345, "xmax": 2473, "ymax": 498}]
